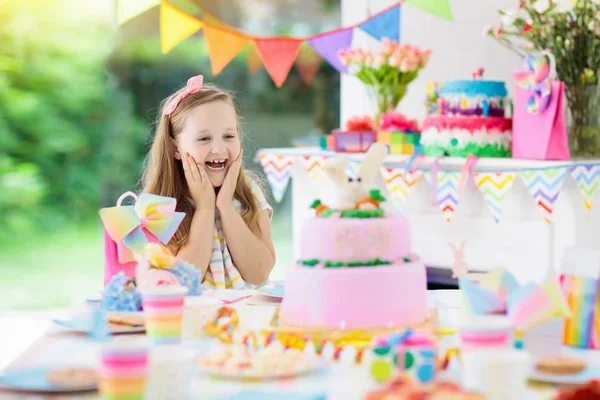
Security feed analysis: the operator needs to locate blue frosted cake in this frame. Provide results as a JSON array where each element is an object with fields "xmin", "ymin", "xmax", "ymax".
[{"xmin": 421, "ymin": 78, "xmax": 512, "ymax": 158}]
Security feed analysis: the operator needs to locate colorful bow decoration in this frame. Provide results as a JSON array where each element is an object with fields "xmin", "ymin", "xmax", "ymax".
[
  {"xmin": 459, "ymin": 268, "xmax": 570, "ymax": 330},
  {"xmin": 99, "ymin": 193, "xmax": 186, "ymax": 264},
  {"xmin": 513, "ymin": 54, "xmax": 552, "ymax": 114}
]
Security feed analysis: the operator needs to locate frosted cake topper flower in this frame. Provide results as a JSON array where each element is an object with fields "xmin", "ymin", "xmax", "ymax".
[
  {"xmin": 513, "ymin": 53, "xmax": 553, "ymax": 114},
  {"xmin": 163, "ymin": 75, "xmax": 204, "ymax": 118}
]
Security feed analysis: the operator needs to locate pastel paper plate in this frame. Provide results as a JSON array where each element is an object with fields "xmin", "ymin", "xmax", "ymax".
[
  {"xmin": 529, "ymin": 365, "xmax": 600, "ymax": 385},
  {"xmin": 53, "ymin": 311, "xmax": 145, "ymax": 334},
  {"xmin": 199, "ymin": 358, "xmax": 326, "ymax": 381},
  {"xmin": 0, "ymin": 366, "xmax": 97, "ymax": 393},
  {"xmin": 256, "ymin": 283, "xmax": 284, "ymax": 300}
]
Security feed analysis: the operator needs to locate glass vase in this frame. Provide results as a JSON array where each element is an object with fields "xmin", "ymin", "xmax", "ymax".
[
  {"xmin": 368, "ymin": 84, "xmax": 407, "ymax": 122},
  {"xmin": 566, "ymin": 84, "xmax": 600, "ymax": 158}
]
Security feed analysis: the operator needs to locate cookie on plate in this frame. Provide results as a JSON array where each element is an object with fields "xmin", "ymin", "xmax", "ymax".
[
  {"xmin": 107, "ymin": 313, "xmax": 145, "ymax": 327},
  {"xmin": 535, "ymin": 356, "xmax": 587, "ymax": 375},
  {"xmin": 47, "ymin": 367, "xmax": 97, "ymax": 388}
]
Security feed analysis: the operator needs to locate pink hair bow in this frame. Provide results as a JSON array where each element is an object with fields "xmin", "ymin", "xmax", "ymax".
[{"xmin": 163, "ymin": 75, "xmax": 204, "ymax": 118}]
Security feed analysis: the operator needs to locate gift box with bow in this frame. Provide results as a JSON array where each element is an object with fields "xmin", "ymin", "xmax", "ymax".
[
  {"xmin": 459, "ymin": 268, "xmax": 570, "ymax": 331},
  {"xmin": 99, "ymin": 191, "xmax": 185, "ymax": 286}
]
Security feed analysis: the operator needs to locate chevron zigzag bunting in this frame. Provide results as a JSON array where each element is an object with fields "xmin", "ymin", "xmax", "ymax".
[
  {"xmin": 380, "ymin": 167, "xmax": 423, "ymax": 211},
  {"xmin": 258, "ymin": 153, "xmax": 295, "ymax": 203},
  {"xmin": 473, "ymin": 172, "xmax": 515, "ymax": 223},
  {"xmin": 570, "ymin": 165, "xmax": 600, "ymax": 213},
  {"xmin": 425, "ymin": 171, "xmax": 461, "ymax": 222},
  {"xmin": 520, "ymin": 168, "xmax": 567, "ymax": 224},
  {"xmin": 302, "ymin": 155, "xmax": 328, "ymax": 182}
]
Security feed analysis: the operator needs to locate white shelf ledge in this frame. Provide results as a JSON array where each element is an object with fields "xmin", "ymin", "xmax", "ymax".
[{"xmin": 257, "ymin": 147, "xmax": 600, "ymax": 171}]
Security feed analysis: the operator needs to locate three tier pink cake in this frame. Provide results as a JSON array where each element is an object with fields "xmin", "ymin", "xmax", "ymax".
[{"xmin": 279, "ymin": 144, "xmax": 428, "ymax": 330}]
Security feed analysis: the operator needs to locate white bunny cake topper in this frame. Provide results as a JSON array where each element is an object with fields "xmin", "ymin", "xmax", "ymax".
[{"xmin": 312, "ymin": 143, "xmax": 389, "ymax": 217}]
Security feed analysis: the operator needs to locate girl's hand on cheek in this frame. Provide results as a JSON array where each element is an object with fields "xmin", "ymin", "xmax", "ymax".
[
  {"xmin": 216, "ymin": 150, "xmax": 243, "ymax": 211},
  {"xmin": 182, "ymin": 153, "xmax": 215, "ymax": 210}
]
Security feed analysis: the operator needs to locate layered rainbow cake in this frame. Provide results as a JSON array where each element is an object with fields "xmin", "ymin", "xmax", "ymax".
[{"xmin": 421, "ymin": 79, "xmax": 512, "ymax": 158}]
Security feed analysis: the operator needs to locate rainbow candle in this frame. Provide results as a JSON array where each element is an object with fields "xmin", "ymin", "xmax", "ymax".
[
  {"xmin": 141, "ymin": 285, "xmax": 188, "ymax": 345},
  {"xmin": 563, "ymin": 275, "xmax": 598, "ymax": 348},
  {"xmin": 99, "ymin": 342, "xmax": 148, "ymax": 400}
]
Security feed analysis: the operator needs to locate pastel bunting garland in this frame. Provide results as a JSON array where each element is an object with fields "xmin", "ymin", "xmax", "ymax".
[
  {"xmin": 119, "ymin": 0, "xmax": 454, "ymax": 86},
  {"xmin": 380, "ymin": 167, "xmax": 423, "ymax": 211},
  {"xmin": 302, "ymin": 155, "xmax": 328, "ymax": 182},
  {"xmin": 424, "ymin": 171, "xmax": 461, "ymax": 222},
  {"xmin": 520, "ymin": 168, "xmax": 567, "ymax": 224},
  {"xmin": 473, "ymin": 172, "xmax": 515, "ymax": 223},
  {"xmin": 258, "ymin": 154, "xmax": 295, "ymax": 203},
  {"xmin": 570, "ymin": 165, "xmax": 600, "ymax": 213}
]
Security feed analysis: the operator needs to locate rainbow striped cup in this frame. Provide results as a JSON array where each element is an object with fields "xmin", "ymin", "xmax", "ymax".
[
  {"xmin": 140, "ymin": 285, "xmax": 189, "ymax": 345},
  {"xmin": 98, "ymin": 341, "xmax": 148, "ymax": 400},
  {"xmin": 459, "ymin": 316, "xmax": 513, "ymax": 350}
]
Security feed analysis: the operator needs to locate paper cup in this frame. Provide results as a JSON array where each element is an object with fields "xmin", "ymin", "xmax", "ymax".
[
  {"xmin": 182, "ymin": 296, "xmax": 222, "ymax": 341},
  {"xmin": 141, "ymin": 285, "xmax": 188, "ymax": 345},
  {"xmin": 98, "ymin": 341, "xmax": 148, "ymax": 400},
  {"xmin": 462, "ymin": 349, "xmax": 531, "ymax": 400},
  {"xmin": 459, "ymin": 316, "xmax": 513, "ymax": 350},
  {"xmin": 146, "ymin": 344, "xmax": 196, "ymax": 400}
]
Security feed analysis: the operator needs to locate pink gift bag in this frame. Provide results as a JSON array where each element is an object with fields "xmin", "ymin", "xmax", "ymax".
[
  {"xmin": 512, "ymin": 52, "xmax": 570, "ymax": 160},
  {"xmin": 100, "ymin": 191, "xmax": 185, "ymax": 286}
]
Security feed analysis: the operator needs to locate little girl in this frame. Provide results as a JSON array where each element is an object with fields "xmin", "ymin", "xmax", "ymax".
[{"xmin": 141, "ymin": 75, "xmax": 275, "ymax": 289}]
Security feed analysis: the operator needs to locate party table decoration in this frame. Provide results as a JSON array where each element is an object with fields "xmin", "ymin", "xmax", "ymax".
[
  {"xmin": 560, "ymin": 247, "xmax": 600, "ymax": 349},
  {"xmin": 459, "ymin": 268, "xmax": 570, "ymax": 331},
  {"xmin": 99, "ymin": 191, "xmax": 185, "ymax": 285},
  {"xmin": 369, "ymin": 329, "xmax": 437, "ymax": 384},
  {"xmin": 376, "ymin": 111, "xmax": 423, "ymax": 155},
  {"xmin": 487, "ymin": 0, "xmax": 600, "ymax": 157},
  {"xmin": 338, "ymin": 37, "xmax": 431, "ymax": 118},
  {"xmin": 514, "ymin": 54, "xmax": 553, "ymax": 115},
  {"xmin": 331, "ymin": 115, "xmax": 377, "ymax": 153}
]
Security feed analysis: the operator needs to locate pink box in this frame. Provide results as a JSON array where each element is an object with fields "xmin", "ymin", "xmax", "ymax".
[{"xmin": 332, "ymin": 130, "xmax": 377, "ymax": 153}]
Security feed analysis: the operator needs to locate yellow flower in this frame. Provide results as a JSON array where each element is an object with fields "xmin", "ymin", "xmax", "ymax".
[{"xmin": 145, "ymin": 242, "xmax": 176, "ymax": 269}]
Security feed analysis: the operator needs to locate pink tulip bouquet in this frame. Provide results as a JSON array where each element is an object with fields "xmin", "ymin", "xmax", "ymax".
[{"xmin": 339, "ymin": 38, "xmax": 431, "ymax": 117}]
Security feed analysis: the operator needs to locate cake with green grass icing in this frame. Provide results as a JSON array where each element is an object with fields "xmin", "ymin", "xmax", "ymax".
[
  {"xmin": 421, "ymin": 73, "xmax": 512, "ymax": 158},
  {"xmin": 279, "ymin": 144, "xmax": 428, "ymax": 329}
]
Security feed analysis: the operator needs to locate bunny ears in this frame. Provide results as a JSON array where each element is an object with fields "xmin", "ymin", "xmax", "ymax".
[{"xmin": 163, "ymin": 75, "xmax": 204, "ymax": 119}]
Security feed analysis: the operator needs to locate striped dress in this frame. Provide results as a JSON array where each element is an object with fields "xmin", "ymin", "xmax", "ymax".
[{"xmin": 202, "ymin": 180, "xmax": 272, "ymax": 289}]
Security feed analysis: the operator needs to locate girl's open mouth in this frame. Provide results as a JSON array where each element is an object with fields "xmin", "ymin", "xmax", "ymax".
[{"xmin": 205, "ymin": 159, "xmax": 227, "ymax": 172}]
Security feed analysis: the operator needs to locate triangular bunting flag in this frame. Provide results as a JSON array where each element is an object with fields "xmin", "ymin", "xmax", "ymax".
[
  {"xmin": 255, "ymin": 38, "xmax": 303, "ymax": 87},
  {"xmin": 307, "ymin": 28, "xmax": 353, "ymax": 73},
  {"xmin": 302, "ymin": 155, "xmax": 328, "ymax": 182},
  {"xmin": 380, "ymin": 167, "xmax": 422, "ymax": 211},
  {"xmin": 203, "ymin": 25, "xmax": 250, "ymax": 75},
  {"xmin": 473, "ymin": 172, "xmax": 515, "ymax": 223},
  {"xmin": 570, "ymin": 165, "xmax": 600, "ymax": 213},
  {"xmin": 117, "ymin": 0, "xmax": 159, "ymax": 25},
  {"xmin": 358, "ymin": 5, "xmax": 401, "ymax": 42},
  {"xmin": 520, "ymin": 168, "xmax": 567, "ymax": 224},
  {"xmin": 160, "ymin": 2, "xmax": 203, "ymax": 54},
  {"xmin": 258, "ymin": 154, "xmax": 295, "ymax": 203},
  {"xmin": 295, "ymin": 44, "xmax": 322, "ymax": 85},
  {"xmin": 425, "ymin": 171, "xmax": 461, "ymax": 222},
  {"xmin": 246, "ymin": 43, "xmax": 263, "ymax": 74},
  {"xmin": 407, "ymin": 0, "xmax": 453, "ymax": 21}
]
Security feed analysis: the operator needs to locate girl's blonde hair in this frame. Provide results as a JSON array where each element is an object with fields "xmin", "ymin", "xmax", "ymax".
[{"xmin": 141, "ymin": 83, "xmax": 261, "ymax": 252}]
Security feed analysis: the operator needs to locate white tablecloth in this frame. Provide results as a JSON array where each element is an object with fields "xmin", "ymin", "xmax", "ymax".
[{"xmin": 0, "ymin": 289, "xmax": 571, "ymax": 399}]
